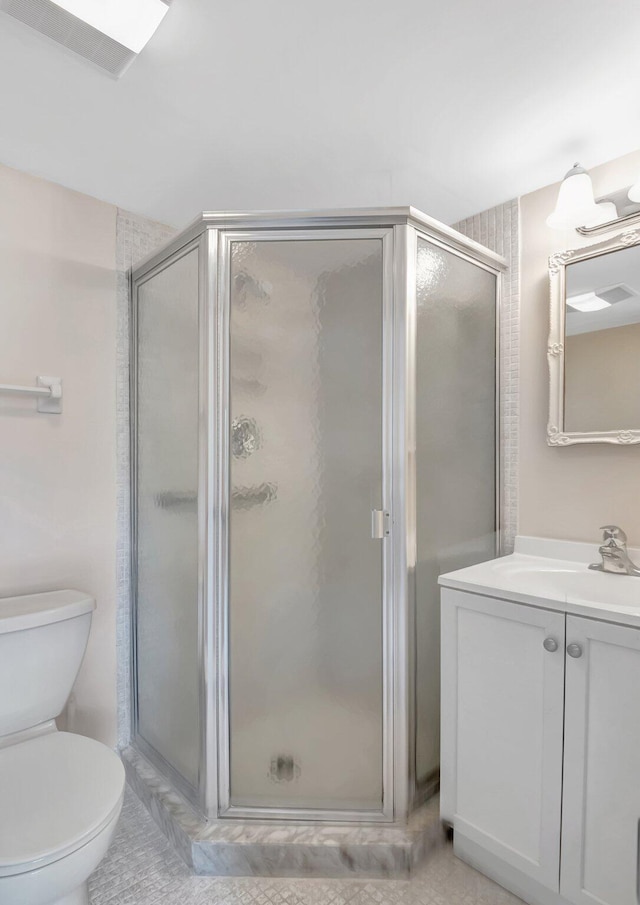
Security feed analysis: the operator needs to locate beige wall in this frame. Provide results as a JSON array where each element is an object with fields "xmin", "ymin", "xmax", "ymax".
[
  {"xmin": 520, "ymin": 149, "xmax": 640, "ymax": 546},
  {"xmin": 565, "ymin": 322, "xmax": 640, "ymax": 433},
  {"xmin": 0, "ymin": 163, "xmax": 118, "ymax": 746}
]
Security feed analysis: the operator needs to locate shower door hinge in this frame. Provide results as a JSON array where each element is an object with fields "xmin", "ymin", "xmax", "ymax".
[{"xmin": 371, "ymin": 510, "xmax": 390, "ymax": 539}]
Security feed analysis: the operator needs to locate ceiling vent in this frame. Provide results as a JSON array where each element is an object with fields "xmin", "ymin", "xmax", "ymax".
[
  {"xmin": 595, "ymin": 283, "xmax": 637, "ymax": 305},
  {"xmin": 0, "ymin": 0, "xmax": 169, "ymax": 77}
]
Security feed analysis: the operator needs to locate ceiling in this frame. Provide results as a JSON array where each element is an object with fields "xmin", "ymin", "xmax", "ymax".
[
  {"xmin": 566, "ymin": 244, "xmax": 640, "ymax": 336},
  {"xmin": 0, "ymin": 0, "xmax": 639, "ymax": 229}
]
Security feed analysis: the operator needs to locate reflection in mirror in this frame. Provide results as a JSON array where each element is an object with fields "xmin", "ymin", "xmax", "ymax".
[{"xmin": 564, "ymin": 244, "xmax": 640, "ymax": 433}]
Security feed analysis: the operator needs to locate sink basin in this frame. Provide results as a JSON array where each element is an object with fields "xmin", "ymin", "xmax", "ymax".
[
  {"xmin": 482, "ymin": 557, "xmax": 640, "ymax": 609},
  {"xmin": 439, "ymin": 538, "xmax": 640, "ymax": 620}
]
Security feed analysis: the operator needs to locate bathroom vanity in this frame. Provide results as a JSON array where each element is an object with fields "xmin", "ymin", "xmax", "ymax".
[{"xmin": 440, "ymin": 536, "xmax": 640, "ymax": 905}]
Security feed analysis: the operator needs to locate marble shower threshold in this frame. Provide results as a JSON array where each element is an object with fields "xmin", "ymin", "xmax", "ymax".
[{"xmin": 121, "ymin": 746, "xmax": 442, "ymax": 879}]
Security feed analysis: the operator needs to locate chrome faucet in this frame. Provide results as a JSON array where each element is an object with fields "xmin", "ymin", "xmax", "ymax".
[{"xmin": 589, "ymin": 526, "xmax": 640, "ymax": 577}]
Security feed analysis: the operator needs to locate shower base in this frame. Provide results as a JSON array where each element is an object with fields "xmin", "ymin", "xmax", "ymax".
[{"xmin": 121, "ymin": 747, "xmax": 442, "ymax": 879}]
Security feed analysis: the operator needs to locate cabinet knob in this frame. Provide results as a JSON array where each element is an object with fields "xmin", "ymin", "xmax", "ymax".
[
  {"xmin": 567, "ymin": 643, "xmax": 583, "ymax": 659},
  {"xmin": 543, "ymin": 637, "xmax": 558, "ymax": 652}
]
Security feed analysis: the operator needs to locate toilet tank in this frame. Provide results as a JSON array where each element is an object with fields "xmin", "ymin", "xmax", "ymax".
[{"xmin": 0, "ymin": 590, "xmax": 95, "ymax": 737}]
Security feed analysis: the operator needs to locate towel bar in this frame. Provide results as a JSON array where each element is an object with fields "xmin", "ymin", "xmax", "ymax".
[{"xmin": 0, "ymin": 376, "xmax": 63, "ymax": 413}]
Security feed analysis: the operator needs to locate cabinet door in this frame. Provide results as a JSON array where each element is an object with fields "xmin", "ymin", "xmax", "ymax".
[
  {"xmin": 561, "ymin": 616, "xmax": 640, "ymax": 905},
  {"xmin": 441, "ymin": 589, "xmax": 566, "ymax": 889}
]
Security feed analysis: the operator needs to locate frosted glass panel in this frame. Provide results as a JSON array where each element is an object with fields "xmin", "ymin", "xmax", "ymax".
[
  {"xmin": 228, "ymin": 238, "xmax": 384, "ymax": 811},
  {"xmin": 136, "ymin": 249, "xmax": 201, "ymax": 789},
  {"xmin": 415, "ymin": 238, "xmax": 496, "ymax": 785}
]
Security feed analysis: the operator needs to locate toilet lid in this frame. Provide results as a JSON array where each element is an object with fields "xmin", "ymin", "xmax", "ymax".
[{"xmin": 0, "ymin": 731, "xmax": 125, "ymax": 877}]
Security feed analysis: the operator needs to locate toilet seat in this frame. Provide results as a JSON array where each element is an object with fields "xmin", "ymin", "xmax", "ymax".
[{"xmin": 0, "ymin": 731, "xmax": 125, "ymax": 878}]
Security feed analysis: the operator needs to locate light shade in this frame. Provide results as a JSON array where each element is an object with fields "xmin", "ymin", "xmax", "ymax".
[
  {"xmin": 628, "ymin": 179, "xmax": 640, "ymax": 203},
  {"xmin": 546, "ymin": 163, "xmax": 617, "ymax": 230},
  {"xmin": 50, "ymin": 0, "xmax": 168, "ymax": 53}
]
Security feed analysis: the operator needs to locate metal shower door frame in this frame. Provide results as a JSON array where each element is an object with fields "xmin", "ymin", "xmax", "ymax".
[
  {"xmin": 413, "ymin": 226, "xmax": 504, "ymax": 560},
  {"xmin": 210, "ymin": 226, "xmax": 397, "ymax": 822},
  {"xmin": 129, "ymin": 210, "xmax": 505, "ymax": 824},
  {"xmin": 388, "ymin": 223, "xmax": 502, "ymax": 817},
  {"xmin": 130, "ymin": 232, "xmax": 211, "ymax": 814}
]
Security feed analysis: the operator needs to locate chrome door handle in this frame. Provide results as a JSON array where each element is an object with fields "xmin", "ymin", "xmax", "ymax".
[
  {"xmin": 371, "ymin": 510, "xmax": 390, "ymax": 539},
  {"xmin": 567, "ymin": 643, "xmax": 583, "ymax": 659},
  {"xmin": 543, "ymin": 637, "xmax": 558, "ymax": 652}
]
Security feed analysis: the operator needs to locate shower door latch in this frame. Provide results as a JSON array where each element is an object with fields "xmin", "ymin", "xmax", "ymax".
[{"xmin": 371, "ymin": 510, "xmax": 390, "ymax": 539}]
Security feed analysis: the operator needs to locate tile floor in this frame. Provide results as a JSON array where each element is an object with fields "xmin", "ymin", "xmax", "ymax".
[{"xmin": 90, "ymin": 789, "xmax": 524, "ymax": 905}]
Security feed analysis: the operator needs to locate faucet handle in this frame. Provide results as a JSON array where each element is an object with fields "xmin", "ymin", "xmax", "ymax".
[{"xmin": 600, "ymin": 525, "xmax": 628, "ymax": 545}]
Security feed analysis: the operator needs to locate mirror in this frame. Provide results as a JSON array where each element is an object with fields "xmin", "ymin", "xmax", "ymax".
[{"xmin": 548, "ymin": 230, "xmax": 640, "ymax": 445}]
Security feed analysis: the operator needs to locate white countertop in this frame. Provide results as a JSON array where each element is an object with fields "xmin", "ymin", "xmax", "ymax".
[{"xmin": 439, "ymin": 536, "xmax": 640, "ymax": 628}]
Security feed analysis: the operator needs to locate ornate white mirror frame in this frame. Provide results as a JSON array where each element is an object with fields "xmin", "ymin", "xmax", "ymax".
[{"xmin": 548, "ymin": 227, "xmax": 640, "ymax": 446}]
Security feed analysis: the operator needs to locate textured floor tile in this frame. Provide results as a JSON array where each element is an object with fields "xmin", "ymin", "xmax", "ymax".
[{"xmin": 90, "ymin": 789, "xmax": 524, "ymax": 905}]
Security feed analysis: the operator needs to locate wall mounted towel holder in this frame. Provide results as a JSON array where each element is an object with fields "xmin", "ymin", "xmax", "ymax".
[{"xmin": 0, "ymin": 376, "xmax": 63, "ymax": 413}]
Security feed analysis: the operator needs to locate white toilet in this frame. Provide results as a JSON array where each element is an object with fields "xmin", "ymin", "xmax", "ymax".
[{"xmin": 0, "ymin": 589, "xmax": 125, "ymax": 905}]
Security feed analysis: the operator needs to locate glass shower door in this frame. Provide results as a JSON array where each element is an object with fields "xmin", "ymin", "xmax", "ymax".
[
  {"xmin": 414, "ymin": 236, "xmax": 498, "ymax": 791},
  {"xmin": 134, "ymin": 245, "xmax": 202, "ymax": 798},
  {"xmin": 221, "ymin": 231, "xmax": 391, "ymax": 817}
]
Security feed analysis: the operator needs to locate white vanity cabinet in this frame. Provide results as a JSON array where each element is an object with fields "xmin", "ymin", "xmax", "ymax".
[
  {"xmin": 561, "ymin": 616, "xmax": 640, "ymax": 905},
  {"xmin": 441, "ymin": 586, "xmax": 640, "ymax": 905}
]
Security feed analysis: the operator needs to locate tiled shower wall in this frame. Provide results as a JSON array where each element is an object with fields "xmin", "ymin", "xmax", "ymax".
[
  {"xmin": 116, "ymin": 210, "xmax": 177, "ymax": 748},
  {"xmin": 453, "ymin": 199, "xmax": 520, "ymax": 553}
]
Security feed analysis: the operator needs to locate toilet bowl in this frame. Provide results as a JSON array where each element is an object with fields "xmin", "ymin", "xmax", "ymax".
[{"xmin": 0, "ymin": 590, "xmax": 125, "ymax": 905}]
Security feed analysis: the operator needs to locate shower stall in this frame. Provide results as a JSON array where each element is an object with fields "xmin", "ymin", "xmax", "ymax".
[{"xmin": 130, "ymin": 208, "xmax": 503, "ymax": 825}]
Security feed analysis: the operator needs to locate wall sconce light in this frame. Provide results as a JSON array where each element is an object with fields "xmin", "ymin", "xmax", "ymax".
[
  {"xmin": 628, "ymin": 179, "xmax": 640, "ymax": 203},
  {"xmin": 546, "ymin": 164, "xmax": 616, "ymax": 231},
  {"xmin": 547, "ymin": 162, "xmax": 640, "ymax": 236}
]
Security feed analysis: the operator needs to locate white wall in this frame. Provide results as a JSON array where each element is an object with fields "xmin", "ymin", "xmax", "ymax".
[
  {"xmin": 520, "ymin": 148, "xmax": 640, "ymax": 546},
  {"xmin": 0, "ymin": 162, "xmax": 118, "ymax": 747}
]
